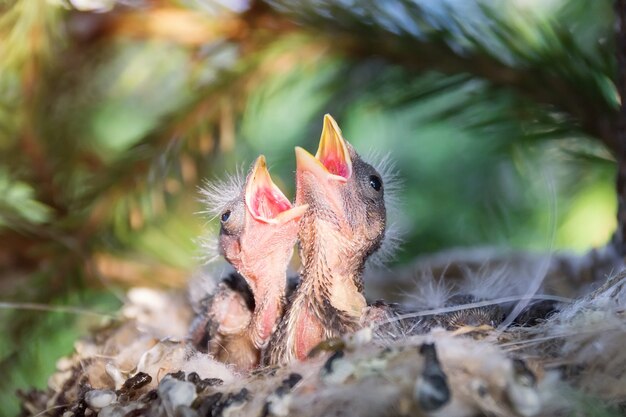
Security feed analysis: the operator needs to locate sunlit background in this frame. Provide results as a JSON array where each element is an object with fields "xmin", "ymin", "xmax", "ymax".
[{"xmin": 0, "ymin": 0, "xmax": 618, "ymax": 415}]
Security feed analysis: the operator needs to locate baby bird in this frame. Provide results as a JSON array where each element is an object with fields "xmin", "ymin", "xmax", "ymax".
[
  {"xmin": 194, "ymin": 156, "xmax": 307, "ymax": 370},
  {"xmin": 267, "ymin": 114, "xmax": 387, "ymax": 365}
]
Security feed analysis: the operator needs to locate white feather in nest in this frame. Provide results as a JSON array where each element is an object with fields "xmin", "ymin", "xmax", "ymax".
[
  {"xmin": 505, "ymin": 273, "xmax": 626, "ymax": 403},
  {"xmin": 365, "ymin": 244, "xmax": 624, "ymax": 303}
]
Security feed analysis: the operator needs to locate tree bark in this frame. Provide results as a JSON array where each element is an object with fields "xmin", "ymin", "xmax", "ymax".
[{"xmin": 614, "ymin": 0, "xmax": 626, "ymax": 256}]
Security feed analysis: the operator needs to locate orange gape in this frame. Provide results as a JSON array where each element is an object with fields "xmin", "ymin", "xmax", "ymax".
[
  {"xmin": 319, "ymin": 153, "xmax": 351, "ymax": 179},
  {"xmin": 294, "ymin": 308, "xmax": 324, "ymax": 361},
  {"xmin": 250, "ymin": 186, "xmax": 293, "ymax": 219}
]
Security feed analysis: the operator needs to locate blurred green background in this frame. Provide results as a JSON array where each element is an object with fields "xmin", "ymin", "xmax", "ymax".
[{"xmin": 0, "ymin": 0, "xmax": 619, "ymax": 415}]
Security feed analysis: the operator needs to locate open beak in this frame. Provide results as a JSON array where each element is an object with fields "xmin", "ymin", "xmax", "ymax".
[
  {"xmin": 245, "ymin": 155, "xmax": 308, "ymax": 224},
  {"xmin": 316, "ymin": 114, "xmax": 352, "ymax": 180},
  {"xmin": 295, "ymin": 114, "xmax": 353, "ymax": 184}
]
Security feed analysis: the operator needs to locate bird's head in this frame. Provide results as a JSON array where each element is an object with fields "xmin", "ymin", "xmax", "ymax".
[
  {"xmin": 295, "ymin": 114, "xmax": 386, "ymax": 275},
  {"xmin": 218, "ymin": 155, "xmax": 308, "ymax": 293}
]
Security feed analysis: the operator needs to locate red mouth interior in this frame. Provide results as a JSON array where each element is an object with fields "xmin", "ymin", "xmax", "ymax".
[
  {"xmin": 250, "ymin": 186, "xmax": 293, "ymax": 219},
  {"xmin": 319, "ymin": 153, "xmax": 350, "ymax": 179}
]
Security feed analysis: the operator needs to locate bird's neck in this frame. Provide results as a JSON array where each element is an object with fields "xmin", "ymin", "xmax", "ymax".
[
  {"xmin": 242, "ymin": 257, "xmax": 288, "ymax": 349},
  {"xmin": 303, "ymin": 241, "xmax": 366, "ymax": 317},
  {"xmin": 297, "ymin": 218, "xmax": 368, "ymax": 317},
  {"xmin": 285, "ymin": 240, "xmax": 365, "ymax": 361},
  {"xmin": 299, "ymin": 224, "xmax": 366, "ymax": 321}
]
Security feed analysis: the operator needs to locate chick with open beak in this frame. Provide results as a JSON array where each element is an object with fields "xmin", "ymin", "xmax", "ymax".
[
  {"xmin": 266, "ymin": 115, "xmax": 387, "ymax": 365},
  {"xmin": 198, "ymin": 156, "xmax": 307, "ymax": 370}
]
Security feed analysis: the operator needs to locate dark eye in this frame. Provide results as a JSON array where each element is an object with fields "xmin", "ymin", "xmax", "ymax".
[
  {"xmin": 369, "ymin": 175, "xmax": 382, "ymax": 191},
  {"xmin": 221, "ymin": 210, "xmax": 231, "ymax": 222}
]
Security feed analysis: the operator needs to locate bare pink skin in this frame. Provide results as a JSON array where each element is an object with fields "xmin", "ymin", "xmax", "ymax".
[{"xmin": 230, "ymin": 219, "xmax": 296, "ymax": 348}]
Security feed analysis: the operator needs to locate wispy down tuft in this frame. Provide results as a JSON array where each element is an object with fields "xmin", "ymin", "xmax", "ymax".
[
  {"xmin": 198, "ymin": 167, "xmax": 246, "ymax": 221},
  {"xmin": 364, "ymin": 150, "xmax": 405, "ymax": 270}
]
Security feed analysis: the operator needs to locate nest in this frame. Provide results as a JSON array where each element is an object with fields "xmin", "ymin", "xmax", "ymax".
[{"xmin": 18, "ymin": 267, "xmax": 626, "ymax": 417}]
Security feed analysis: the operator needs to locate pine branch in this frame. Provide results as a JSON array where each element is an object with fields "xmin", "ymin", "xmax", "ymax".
[
  {"xmin": 613, "ymin": 0, "xmax": 626, "ymax": 255},
  {"xmin": 265, "ymin": 0, "xmax": 618, "ymax": 151},
  {"xmin": 0, "ymin": 2, "xmax": 296, "ymax": 294}
]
